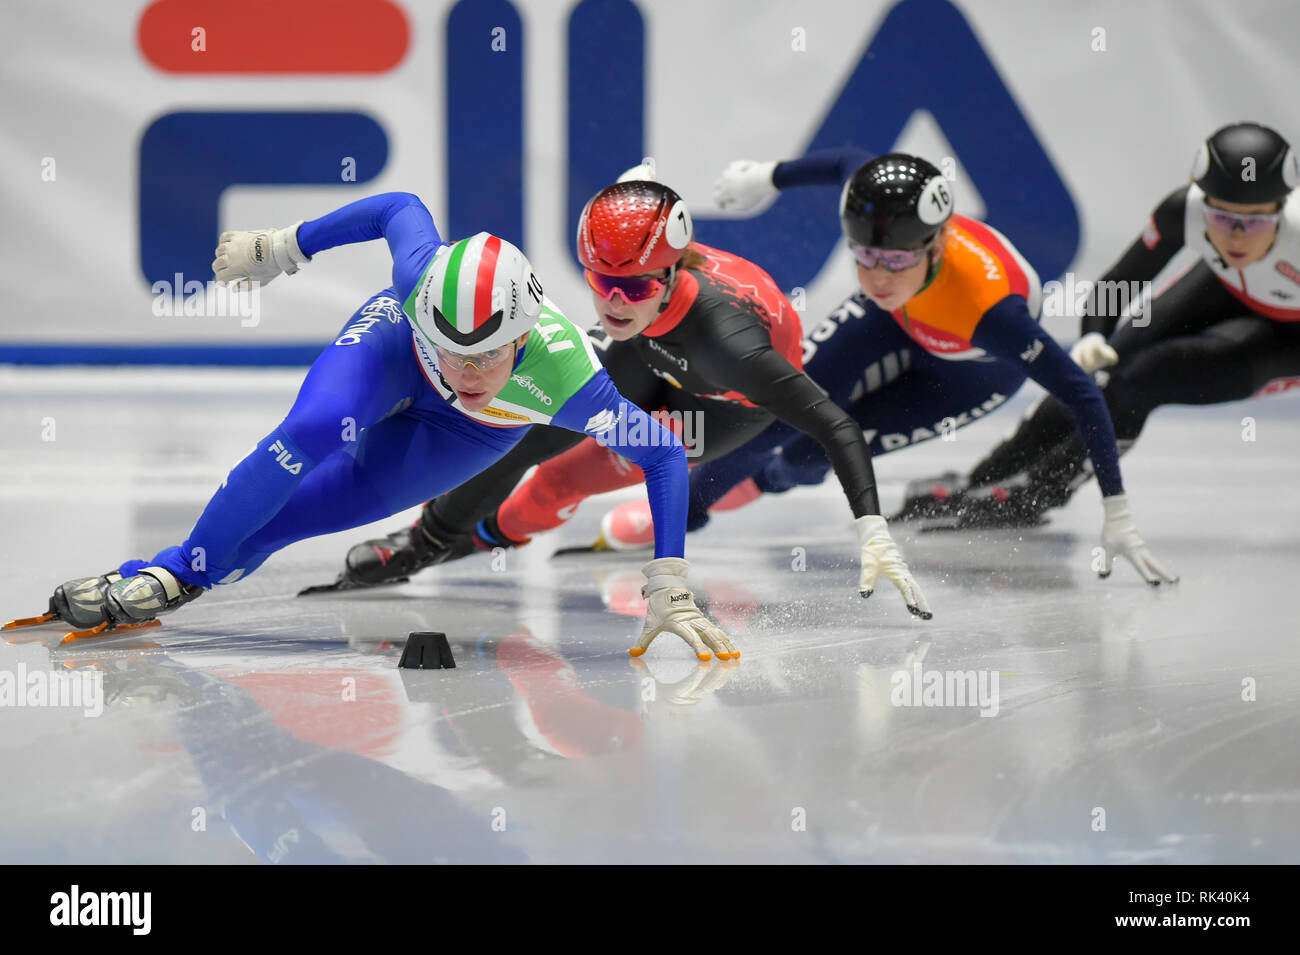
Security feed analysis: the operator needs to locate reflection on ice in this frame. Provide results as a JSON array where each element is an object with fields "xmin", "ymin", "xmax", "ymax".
[{"xmin": 1, "ymin": 375, "xmax": 1297, "ymax": 862}]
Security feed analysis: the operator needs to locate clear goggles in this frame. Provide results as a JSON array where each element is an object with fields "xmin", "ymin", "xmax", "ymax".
[
  {"xmin": 848, "ymin": 237, "xmax": 936, "ymax": 273},
  {"xmin": 1203, "ymin": 208, "xmax": 1282, "ymax": 236},
  {"xmin": 434, "ymin": 342, "xmax": 517, "ymax": 372}
]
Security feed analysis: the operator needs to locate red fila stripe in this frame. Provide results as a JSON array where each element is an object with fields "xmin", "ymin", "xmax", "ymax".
[
  {"xmin": 138, "ymin": 0, "xmax": 409, "ymax": 74},
  {"xmin": 473, "ymin": 236, "xmax": 503, "ymax": 329}
]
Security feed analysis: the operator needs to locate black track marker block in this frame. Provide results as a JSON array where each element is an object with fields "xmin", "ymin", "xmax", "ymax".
[{"xmin": 398, "ymin": 631, "xmax": 456, "ymax": 669}]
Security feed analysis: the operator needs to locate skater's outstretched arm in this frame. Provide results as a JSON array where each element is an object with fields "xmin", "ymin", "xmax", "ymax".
[
  {"xmin": 971, "ymin": 296, "xmax": 1177, "ymax": 584},
  {"xmin": 691, "ymin": 299, "xmax": 882, "ymax": 519},
  {"xmin": 688, "ymin": 301, "xmax": 932, "ymax": 618},
  {"xmin": 973, "ymin": 297, "xmax": 1123, "ymax": 499},
  {"xmin": 713, "ymin": 146, "xmax": 874, "ymax": 211},
  {"xmin": 549, "ymin": 371, "xmax": 687, "ymax": 559},
  {"xmin": 1079, "ymin": 188, "xmax": 1188, "ymax": 340},
  {"xmin": 296, "ymin": 192, "xmax": 445, "ymax": 298},
  {"xmin": 215, "ymin": 192, "xmax": 446, "ymax": 299},
  {"xmin": 546, "ymin": 371, "xmax": 738, "ymax": 661},
  {"xmin": 772, "ymin": 146, "xmax": 876, "ymax": 189}
]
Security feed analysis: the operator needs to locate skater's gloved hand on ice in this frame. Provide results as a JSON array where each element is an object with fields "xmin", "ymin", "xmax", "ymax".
[
  {"xmin": 855, "ymin": 515, "xmax": 933, "ymax": 619},
  {"xmin": 713, "ymin": 159, "xmax": 779, "ymax": 212},
  {"xmin": 633, "ymin": 558, "xmax": 739, "ymax": 662},
  {"xmin": 1069, "ymin": 332, "xmax": 1119, "ymax": 373},
  {"xmin": 212, "ymin": 223, "xmax": 310, "ymax": 290},
  {"xmin": 1099, "ymin": 494, "xmax": 1178, "ymax": 585}
]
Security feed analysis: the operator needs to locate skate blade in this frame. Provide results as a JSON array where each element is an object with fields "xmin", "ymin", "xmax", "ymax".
[
  {"xmin": 2, "ymin": 611, "xmax": 58, "ymax": 631},
  {"xmin": 61, "ymin": 619, "xmax": 162, "ymax": 644},
  {"xmin": 918, "ymin": 514, "xmax": 1051, "ymax": 533},
  {"xmin": 552, "ymin": 533, "xmax": 611, "ymax": 557},
  {"xmin": 296, "ymin": 575, "xmax": 410, "ymax": 597},
  {"xmin": 553, "ymin": 532, "xmax": 655, "ymax": 558},
  {"xmin": 552, "ymin": 543, "xmax": 604, "ymax": 557}
]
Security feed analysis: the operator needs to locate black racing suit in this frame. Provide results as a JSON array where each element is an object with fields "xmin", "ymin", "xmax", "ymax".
[
  {"xmin": 968, "ymin": 185, "xmax": 1300, "ymax": 502},
  {"xmin": 425, "ymin": 241, "xmax": 882, "ymax": 539}
]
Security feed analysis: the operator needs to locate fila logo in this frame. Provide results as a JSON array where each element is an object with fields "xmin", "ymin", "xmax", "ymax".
[
  {"xmin": 1019, "ymin": 339, "xmax": 1044, "ymax": 363},
  {"xmin": 268, "ymin": 439, "xmax": 303, "ymax": 474}
]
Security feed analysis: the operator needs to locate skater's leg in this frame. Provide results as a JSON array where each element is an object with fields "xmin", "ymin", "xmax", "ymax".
[
  {"xmin": 959, "ymin": 313, "xmax": 1300, "ymax": 526},
  {"xmin": 968, "ymin": 263, "xmax": 1240, "ymax": 487},
  {"xmin": 1103, "ymin": 316, "xmax": 1300, "ymax": 438},
  {"xmin": 207, "ymin": 407, "xmax": 524, "ymax": 580},
  {"xmin": 685, "ymin": 420, "xmax": 797, "ymax": 529},
  {"xmin": 121, "ymin": 291, "xmax": 424, "ymax": 586},
  {"xmin": 497, "ymin": 394, "xmax": 775, "ymax": 540},
  {"xmin": 966, "ymin": 395, "xmax": 1076, "ymax": 486},
  {"xmin": 496, "ymin": 436, "xmax": 646, "ymax": 540},
  {"xmin": 765, "ymin": 351, "xmax": 1028, "ymax": 485}
]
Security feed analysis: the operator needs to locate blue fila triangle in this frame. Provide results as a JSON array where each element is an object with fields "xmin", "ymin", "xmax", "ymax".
[{"xmin": 567, "ymin": 0, "xmax": 1080, "ymax": 289}]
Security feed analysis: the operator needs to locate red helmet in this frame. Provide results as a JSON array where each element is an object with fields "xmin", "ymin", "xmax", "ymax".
[{"xmin": 576, "ymin": 181, "xmax": 694, "ymax": 276}]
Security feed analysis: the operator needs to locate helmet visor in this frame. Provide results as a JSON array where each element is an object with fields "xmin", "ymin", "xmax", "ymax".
[
  {"xmin": 1203, "ymin": 208, "xmax": 1282, "ymax": 236},
  {"xmin": 585, "ymin": 269, "xmax": 666, "ymax": 304},
  {"xmin": 434, "ymin": 342, "xmax": 517, "ymax": 372},
  {"xmin": 848, "ymin": 239, "xmax": 934, "ymax": 273}
]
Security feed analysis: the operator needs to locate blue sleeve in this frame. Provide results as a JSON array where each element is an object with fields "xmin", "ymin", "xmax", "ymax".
[
  {"xmin": 295, "ymin": 192, "xmax": 445, "ymax": 300},
  {"xmin": 971, "ymin": 296, "xmax": 1124, "ymax": 496},
  {"xmin": 772, "ymin": 146, "xmax": 875, "ymax": 190},
  {"xmin": 550, "ymin": 370, "xmax": 688, "ymax": 559}
]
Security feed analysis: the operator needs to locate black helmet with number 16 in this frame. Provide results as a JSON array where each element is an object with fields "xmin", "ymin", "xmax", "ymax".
[{"xmin": 840, "ymin": 153, "xmax": 955, "ymax": 249}]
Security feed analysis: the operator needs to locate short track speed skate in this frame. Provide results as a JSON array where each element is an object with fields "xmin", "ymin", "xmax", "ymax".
[{"xmin": 4, "ymin": 568, "xmax": 202, "ymax": 644}]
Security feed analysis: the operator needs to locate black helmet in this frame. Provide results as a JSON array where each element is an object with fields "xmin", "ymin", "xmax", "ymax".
[
  {"xmin": 1192, "ymin": 122, "xmax": 1298, "ymax": 204},
  {"xmin": 840, "ymin": 153, "xmax": 954, "ymax": 249}
]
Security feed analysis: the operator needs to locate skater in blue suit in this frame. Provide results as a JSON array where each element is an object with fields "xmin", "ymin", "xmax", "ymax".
[{"xmin": 14, "ymin": 191, "xmax": 734, "ymax": 661}]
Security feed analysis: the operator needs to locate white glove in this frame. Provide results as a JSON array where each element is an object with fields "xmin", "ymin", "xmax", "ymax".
[
  {"xmin": 633, "ymin": 557, "xmax": 738, "ymax": 661},
  {"xmin": 1069, "ymin": 332, "xmax": 1119, "ymax": 373},
  {"xmin": 713, "ymin": 159, "xmax": 779, "ymax": 212},
  {"xmin": 855, "ymin": 515, "xmax": 933, "ymax": 618},
  {"xmin": 1099, "ymin": 493, "xmax": 1178, "ymax": 584},
  {"xmin": 212, "ymin": 222, "xmax": 310, "ymax": 289},
  {"xmin": 617, "ymin": 162, "xmax": 657, "ymax": 183}
]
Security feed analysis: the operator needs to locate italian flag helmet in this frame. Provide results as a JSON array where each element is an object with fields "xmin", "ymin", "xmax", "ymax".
[{"xmin": 411, "ymin": 232, "xmax": 544, "ymax": 353}]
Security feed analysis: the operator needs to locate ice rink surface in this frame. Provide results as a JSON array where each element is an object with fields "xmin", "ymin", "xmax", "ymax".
[{"xmin": 1, "ymin": 367, "xmax": 1297, "ymax": 864}]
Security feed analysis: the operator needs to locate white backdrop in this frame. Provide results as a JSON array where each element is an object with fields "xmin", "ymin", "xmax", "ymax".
[{"xmin": 1, "ymin": 0, "xmax": 1297, "ymax": 355}]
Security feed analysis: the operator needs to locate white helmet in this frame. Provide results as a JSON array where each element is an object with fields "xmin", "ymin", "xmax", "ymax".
[{"xmin": 410, "ymin": 232, "xmax": 544, "ymax": 353}]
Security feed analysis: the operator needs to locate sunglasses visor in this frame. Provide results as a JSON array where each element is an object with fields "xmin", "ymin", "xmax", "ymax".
[{"xmin": 584, "ymin": 269, "xmax": 665, "ymax": 303}]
